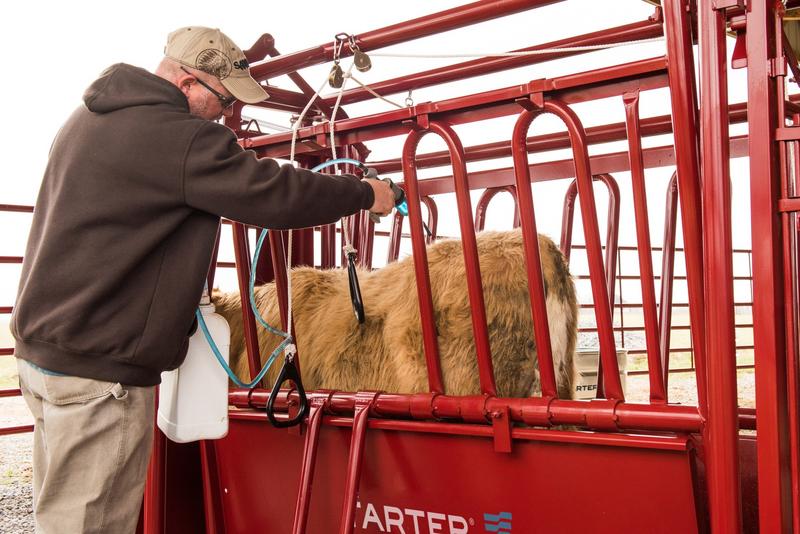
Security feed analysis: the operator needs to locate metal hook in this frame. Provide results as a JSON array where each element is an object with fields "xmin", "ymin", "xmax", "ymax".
[{"xmin": 405, "ymin": 89, "xmax": 415, "ymax": 108}]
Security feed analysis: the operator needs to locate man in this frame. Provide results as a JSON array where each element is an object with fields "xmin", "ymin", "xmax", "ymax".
[{"xmin": 11, "ymin": 26, "xmax": 394, "ymax": 533}]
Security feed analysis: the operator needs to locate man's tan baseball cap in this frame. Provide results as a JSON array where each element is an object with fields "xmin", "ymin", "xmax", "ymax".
[{"xmin": 165, "ymin": 26, "xmax": 269, "ymax": 104}]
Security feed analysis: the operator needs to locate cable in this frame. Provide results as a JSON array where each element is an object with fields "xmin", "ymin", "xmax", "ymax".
[{"xmin": 348, "ymin": 74, "xmax": 405, "ymax": 109}]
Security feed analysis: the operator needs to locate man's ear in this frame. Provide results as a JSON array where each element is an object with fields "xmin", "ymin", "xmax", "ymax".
[{"xmin": 176, "ymin": 72, "xmax": 194, "ymax": 97}]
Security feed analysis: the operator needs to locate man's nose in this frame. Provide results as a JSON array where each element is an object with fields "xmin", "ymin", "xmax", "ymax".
[{"xmin": 222, "ymin": 106, "xmax": 234, "ymax": 118}]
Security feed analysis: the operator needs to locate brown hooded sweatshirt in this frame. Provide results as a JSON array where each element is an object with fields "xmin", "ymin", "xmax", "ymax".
[{"xmin": 12, "ymin": 63, "xmax": 374, "ymax": 386}]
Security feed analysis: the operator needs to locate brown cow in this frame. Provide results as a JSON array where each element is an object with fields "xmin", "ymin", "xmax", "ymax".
[{"xmin": 213, "ymin": 230, "xmax": 578, "ymax": 399}]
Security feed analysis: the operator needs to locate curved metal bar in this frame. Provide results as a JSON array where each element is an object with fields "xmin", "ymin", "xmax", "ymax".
[
  {"xmin": 516, "ymin": 99, "xmax": 623, "ymax": 401},
  {"xmin": 421, "ymin": 196, "xmax": 439, "ymax": 244},
  {"xmin": 338, "ymin": 394, "xmax": 376, "ymax": 534},
  {"xmin": 559, "ymin": 174, "xmax": 621, "ymax": 304},
  {"xmin": 387, "ymin": 211, "xmax": 405, "ymax": 264},
  {"xmin": 659, "ymin": 171, "xmax": 679, "ymax": 395},
  {"xmin": 624, "ymin": 91, "xmax": 666, "ymax": 403},
  {"xmin": 386, "ymin": 195, "xmax": 439, "ymax": 264},
  {"xmin": 474, "ymin": 185, "xmax": 520, "ymax": 231},
  {"xmin": 402, "ymin": 122, "xmax": 496, "ymax": 395},
  {"xmin": 662, "ymin": 0, "xmax": 708, "ymax": 418},
  {"xmin": 512, "ymin": 112, "xmax": 560, "ymax": 399},
  {"xmin": 559, "ymin": 172, "xmax": 621, "ymax": 399}
]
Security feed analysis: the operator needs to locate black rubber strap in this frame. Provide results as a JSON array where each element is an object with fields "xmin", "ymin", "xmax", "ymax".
[
  {"xmin": 266, "ymin": 353, "xmax": 309, "ymax": 428},
  {"xmin": 347, "ymin": 251, "xmax": 366, "ymax": 324}
]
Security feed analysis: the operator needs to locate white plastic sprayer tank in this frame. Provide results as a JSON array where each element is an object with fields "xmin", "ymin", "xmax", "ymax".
[{"xmin": 157, "ymin": 301, "xmax": 231, "ymax": 443}]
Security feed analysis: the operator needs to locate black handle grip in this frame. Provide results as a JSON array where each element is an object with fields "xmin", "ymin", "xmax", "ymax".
[
  {"xmin": 266, "ymin": 353, "xmax": 309, "ymax": 428},
  {"xmin": 347, "ymin": 251, "xmax": 366, "ymax": 324}
]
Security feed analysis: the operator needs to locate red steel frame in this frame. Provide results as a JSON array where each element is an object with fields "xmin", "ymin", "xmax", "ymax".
[
  {"xmin": 101, "ymin": 1, "xmax": 800, "ymax": 532},
  {"xmin": 1, "ymin": 1, "xmax": 799, "ymax": 533}
]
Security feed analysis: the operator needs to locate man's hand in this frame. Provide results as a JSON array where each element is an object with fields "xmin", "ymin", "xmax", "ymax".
[{"xmin": 363, "ymin": 178, "xmax": 395, "ymax": 217}]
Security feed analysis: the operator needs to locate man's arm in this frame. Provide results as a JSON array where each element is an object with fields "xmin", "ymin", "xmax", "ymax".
[{"xmin": 182, "ymin": 121, "xmax": 392, "ymax": 228}]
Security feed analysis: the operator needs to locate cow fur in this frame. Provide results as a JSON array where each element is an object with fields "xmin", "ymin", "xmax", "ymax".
[{"xmin": 213, "ymin": 230, "xmax": 578, "ymax": 399}]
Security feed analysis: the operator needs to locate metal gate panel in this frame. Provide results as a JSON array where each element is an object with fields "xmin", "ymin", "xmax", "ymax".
[{"xmin": 212, "ymin": 415, "xmax": 699, "ymax": 533}]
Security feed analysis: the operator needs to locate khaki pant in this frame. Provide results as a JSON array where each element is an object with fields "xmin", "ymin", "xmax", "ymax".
[{"xmin": 17, "ymin": 359, "xmax": 156, "ymax": 534}]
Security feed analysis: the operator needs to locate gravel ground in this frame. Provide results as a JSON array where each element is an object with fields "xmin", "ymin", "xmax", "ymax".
[{"xmin": 1, "ymin": 396, "xmax": 34, "ymax": 534}]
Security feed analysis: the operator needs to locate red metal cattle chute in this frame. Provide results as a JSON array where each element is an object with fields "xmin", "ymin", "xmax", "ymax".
[{"xmin": 131, "ymin": 1, "xmax": 800, "ymax": 533}]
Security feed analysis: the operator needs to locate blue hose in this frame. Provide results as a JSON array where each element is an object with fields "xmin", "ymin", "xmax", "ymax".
[{"xmin": 196, "ymin": 157, "xmax": 396, "ymax": 388}]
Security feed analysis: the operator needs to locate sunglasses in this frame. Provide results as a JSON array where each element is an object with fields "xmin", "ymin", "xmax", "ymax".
[{"xmin": 180, "ymin": 66, "xmax": 236, "ymax": 109}]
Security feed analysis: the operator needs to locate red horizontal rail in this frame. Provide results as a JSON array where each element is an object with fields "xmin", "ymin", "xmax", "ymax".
[
  {"xmin": 368, "ymin": 96, "xmax": 800, "ymax": 174},
  {"xmin": 0, "ymin": 307, "xmax": 12, "ymax": 314},
  {"xmin": 317, "ymin": 16, "xmax": 664, "ymax": 108},
  {"xmin": 0, "ymin": 388, "xmax": 21, "ymax": 398},
  {"xmin": 245, "ymin": 56, "xmax": 669, "ymax": 158},
  {"xmin": 0, "ymin": 204, "xmax": 33, "ymax": 213},
  {"xmin": 0, "ymin": 257, "xmax": 23, "ymax": 264},
  {"xmin": 412, "ymin": 136, "xmax": 749, "ymax": 197},
  {"xmin": 569, "ymin": 243, "xmax": 753, "ymax": 254},
  {"xmin": 0, "ymin": 425, "xmax": 33, "ymax": 437},
  {"xmin": 577, "ymin": 323, "xmax": 753, "ymax": 333},
  {"xmin": 0, "ymin": 349, "xmax": 14, "ymax": 356},
  {"xmin": 231, "ymin": 389, "xmax": 703, "ymax": 433},
  {"xmin": 250, "ymin": 0, "xmax": 560, "ymax": 80},
  {"xmin": 575, "ymin": 274, "xmax": 753, "ymax": 281},
  {"xmin": 578, "ymin": 301, "xmax": 754, "ymax": 309}
]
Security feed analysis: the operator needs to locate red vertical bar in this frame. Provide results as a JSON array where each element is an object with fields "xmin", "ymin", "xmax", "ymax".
[
  {"xmin": 292, "ymin": 398, "xmax": 326, "ymax": 534},
  {"xmin": 232, "ymin": 223, "xmax": 262, "ymax": 381},
  {"xmin": 143, "ymin": 415, "xmax": 165, "ymax": 533},
  {"xmin": 269, "ymin": 230, "xmax": 304, "ymax": 383},
  {"xmin": 511, "ymin": 108, "xmax": 560, "ymax": 399},
  {"xmin": 338, "ymin": 396, "xmax": 375, "ymax": 534},
  {"xmin": 386, "ymin": 211, "xmax": 404, "ymax": 264},
  {"xmin": 597, "ymin": 174, "xmax": 621, "ymax": 316},
  {"xmin": 662, "ymin": 0, "xmax": 709, "ymax": 415},
  {"xmin": 206, "ymin": 224, "xmax": 221, "ymax": 291},
  {"xmin": 782, "ymin": 207, "xmax": 800, "ymax": 533},
  {"xmin": 402, "ymin": 130, "xmax": 445, "ymax": 394},
  {"xmin": 659, "ymin": 172, "xmax": 679, "ymax": 395},
  {"xmin": 269, "ymin": 230, "xmax": 290, "ymax": 330},
  {"xmin": 781, "ymin": 68, "xmax": 800, "ymax": 534},
  {"xmin": 430, "ymin": 121, "xmax": 496, "ymax": 396},
  {"xmin": 699, "ymin": 4, "xmax": 742, "ymax": 531},
  {"xmin": 320, "ymin": 223, "xmax": 336, "ymax": 268},
  {"xmin": 623, "ymin": 92, "xmax": 666, "ymax": 403},
  {"xmin": 590, "ymin": 174, "xmax": 621, "ymax": 401},
  {"xmin": 199, "ymin": 441, "xmax": 225, "ymax": 533},
  {"xmin": 746, "ymin": 1, "xmax": 794, "ymax": 531},
  {"xmin": 549, "ymin": 100, "xmax": 624, "ymax": 400}
]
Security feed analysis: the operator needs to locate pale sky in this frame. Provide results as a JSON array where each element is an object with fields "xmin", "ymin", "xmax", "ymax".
[{"xmin": 0, "ymin": 0, "xmax": 754, "ymax": 304}]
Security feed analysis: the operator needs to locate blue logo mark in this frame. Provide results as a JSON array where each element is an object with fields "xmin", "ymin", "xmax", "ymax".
[{"xmin": 484, "ymin": 511, "xmax": 512, "ymax": 533}]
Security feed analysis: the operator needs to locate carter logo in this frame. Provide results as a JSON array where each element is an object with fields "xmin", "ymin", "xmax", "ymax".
[{"xmin": 233, "ymin": 58, "xmax": 250, "ymax": 70}]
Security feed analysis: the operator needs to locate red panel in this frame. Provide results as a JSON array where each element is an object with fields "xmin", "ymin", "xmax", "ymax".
[{"xmin": 212, "ymin": 416, "xmax": 699, "ymax": 533}]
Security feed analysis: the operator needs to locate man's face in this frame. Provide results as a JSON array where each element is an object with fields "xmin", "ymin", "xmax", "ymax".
[{"xmin": 182, "ymin": 69, "xmax": 236, "ymax": 121}]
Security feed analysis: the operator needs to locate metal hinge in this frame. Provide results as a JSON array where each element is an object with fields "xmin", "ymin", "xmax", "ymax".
[{"xmin": 769, "ymin": 57, "xmax": 788, "ymax": 78}]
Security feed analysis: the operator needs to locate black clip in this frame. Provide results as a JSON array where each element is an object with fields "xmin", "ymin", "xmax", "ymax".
[
  {"xmin": 347, "ymin": 250, "xmax": 366, "ymax": 324},
  {"xmin": 266, "ymin": 351, "xmax": 309, "ymax": 428}
]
